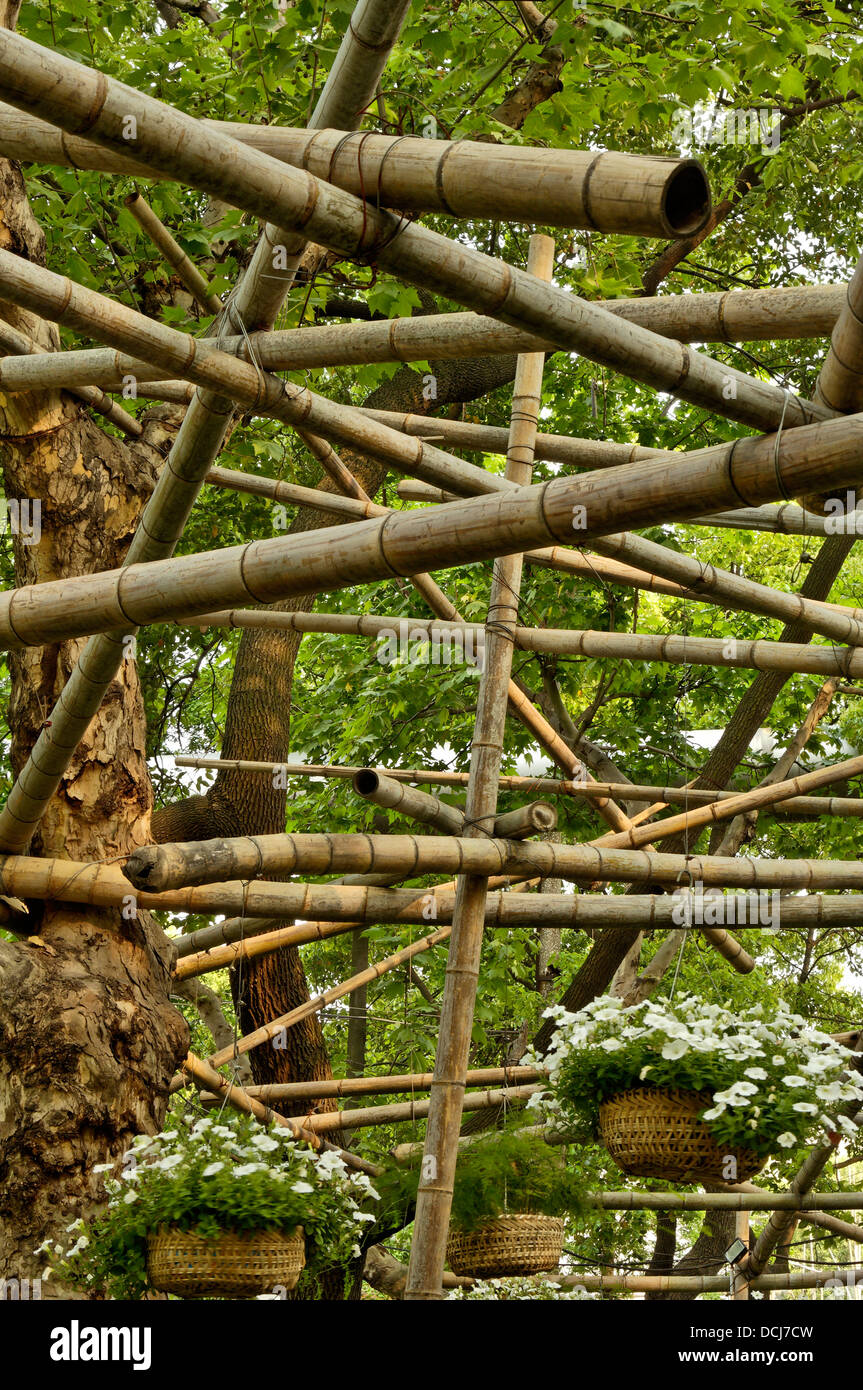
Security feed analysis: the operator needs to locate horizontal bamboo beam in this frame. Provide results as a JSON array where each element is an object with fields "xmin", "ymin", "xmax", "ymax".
[
  {"xmin": 12, "ymin": 286, "xmax": 841, "ymax": 406},
  {"xmin": 350, "ymin": 768, "xmax": 555, "ymax": 839},
  {"xmin": 0, "ymin": 316, "xmax": 142, "ymax": 437},
  {"xmin": 0, "ymin": 105, "xmax": 711, "ymax": 236},
  {"xmin": 278, "ymin": 1084, "xmax": 539, "ymax": 1135},
  {"xmin": 590, "ymin": 1191, "xmax": 863, "ymax": 1211},
  {"xmin": 200, "ymin": 1065, "xmax": 542, "ymax": 1103},
  {"xmin": 554, "ymin": 1268, "xmax": 859, "ymax": 1294},
  {"xmin": 690, "ymin": 503, "xmax": 863, "ymax": 536},
  {"xmin": 175, "ymin": 611, "xmax": 863, "ymax": 690},
  {"xmin": 0, "ymin": 33, "xmax": 829, "ymax": 436},
  {"xmin": 4, "ymin": 406, "xmax": 863, "ymax": 653},
  {"xmin": 120, "ymin": 832, "xmax": 863, "ymax": 894}
]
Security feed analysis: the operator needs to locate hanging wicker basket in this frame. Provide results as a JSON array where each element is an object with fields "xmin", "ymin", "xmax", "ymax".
[
  {"xmin": 446, "ymin": 1213, "xmax": 565, "ymax": 1278},
  {"xmin": 147, "ymin": 1226, "xmax": 305, "ymax": 1299},
  {"xmin": 598, "ymin": 1087, "xmax": 766, "ymax": 1184}
]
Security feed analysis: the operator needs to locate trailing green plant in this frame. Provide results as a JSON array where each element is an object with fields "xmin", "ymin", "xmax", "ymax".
[
  {"xmin": 527, "ymin": 995, "xmax": 863, "ymax": 1161},
  {"xmin": 39, "ymin": 1114, "xmax": 379, "ymax": 1300},
  {"xmin": 376, "ymin": 1128, "xmax": 589, "ymax": 1234},
  {"xmin": 447, "ymin": 1275, "xmax": 594, "ymax": 1300}
]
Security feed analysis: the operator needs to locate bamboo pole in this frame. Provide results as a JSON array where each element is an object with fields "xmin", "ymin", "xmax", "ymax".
[
  {"xmin": 206, "ymin": 466, "xmax": 382, "ymax": 521},
  {"xmin": 278, "ymin": 1084, "xmax": 539, "ymax": 1135},
  {"xmin": 552, "ymin": 1268, "xmax": 859, "ymax": 1294},
  {"xmin": 351, "ymin": 768, "xmax": 556, "ymax": 839},
  {"xmin": 408, "ymin": 234, "xmax": 549, "ymax": 1299},
  {"xmin": 744, "ymin": 1094, "xmax": 863, "ymax": 1279},
  {"xmin": 180, "ymin": 1051, "xmax": 382, "ymax": 1177},
  {"xmin": 0, "ymin": 103, "xmax": 713, "ymax": 237},
  {"xmin": 0, "ymin": 316, "xmax": 141, "ymax": 437},
  {"xmin": 690, "ymin": 503, "xmax": 863, "ymax": 537},
  {"xmin": 589, "ymin": 1192, "xmax": 863, "ymax": 1211},
  {"xmin": 0, "ymin": 32, "xmax": 832, "ymax": 436},
  {"xmin": 10, "ymin": 286, "xmax": 842, "ymax": 403},
  {"xmin": 177, "ymin": 753, "xmax": 863, "ymax": 821},
  {"xmin": 208, "ymin": 924, "xmax": 454, "ymax": 1068},
  {"xmin": 171, "ymin": 887, "xmax": 861, "ymax": 984},
  {"xmin": 590, "ymin": 749, "xmax": 863, "ymax": 853},
  {"xmin": 352, "ymin": 768, "xmax": 466, "ymax": 834},
  {"xmin": 726, "ymin": 1181, "xmax": 863, "ymax": 1246},
  {"xmin": 175, "ymin": 612, "xmax": 863, "ymax": 692},
  {"xmin": 5, "ymin": 409, "xmax": 863, "ymax": 656},
  {"xmin": 119, "ymin": 832, "xmax": 863, "ymax": 894},
  {"xmin": 0, "ymin": 0, "xmax": 412, "ymax": 853},
  {"xmin": 123, "ymin": 189, "xmax": 223, "ymax": 315},
  {"xmin": 816, "ymin": 257, "xmax": 863, "ymax": 414},
  {"xmin": 378, "ymin": 412, "xmax": 675, "ymax": 470},
  {"xmin": 200, "ymin": 1066, "xmax": 542, "ymax": 1103}
]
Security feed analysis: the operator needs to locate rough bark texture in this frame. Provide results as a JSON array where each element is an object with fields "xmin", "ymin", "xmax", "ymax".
[{"xmin": 0, "ymin": 15, "xmax": 189, "ymax": 1293}]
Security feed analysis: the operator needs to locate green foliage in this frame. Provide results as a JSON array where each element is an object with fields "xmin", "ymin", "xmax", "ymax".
[{"xmin": 376, "ymin": 1128, "xmax": 591, "ymax": 1234}]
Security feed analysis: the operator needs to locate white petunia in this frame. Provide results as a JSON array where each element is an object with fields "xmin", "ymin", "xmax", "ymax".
[
  {"xmin": 792, "ymin": 1102, "xmax": 818, "ymax": 1114},
  {"xmin": 123, "ymin": 1189, "xmax": 138, "ymax": 1204},
  {"xmin": 291, "ymin": 1181, "xmax": 315, "ymax": 1194},
  {"xmin": 776, "ymin": 1132, "xmax": 797, "ymax": 1148},
  {"xmin": 202, "ymin": 1162, "xmax": 225, "ymax": 1177},
  {"xmin": 782, "ymin": 1076, "xmax": 809, "ymax": 1088},
  {"xmin": 744, "ymin": 1068, "xmax": 768, "ymax": 1081},
  {"xmin": 233, "ymin": 1163, "xmax": 267, "ymax": 1177},
  {"xmin": 660, "ymin": 1039, "xmax": 688, "ymax": 1060},
  {"xmin": 599, "ymin": 1038, "xmax": 623, "ymax": 1052}
]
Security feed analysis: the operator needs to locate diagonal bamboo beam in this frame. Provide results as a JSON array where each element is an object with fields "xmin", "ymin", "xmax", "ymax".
[
  {"xmin": 123, "ymin": 189, "xmax": 223, "ymax": 316},
  {"xmin": 0, "ymin": 29, "xmax": 832, "ymax": 437},
  {"xmin": 0, "ymin": 0, "xmax": 413, "ymax": 853}
]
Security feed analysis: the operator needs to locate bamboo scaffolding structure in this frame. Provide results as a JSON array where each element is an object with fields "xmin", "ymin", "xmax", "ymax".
[
  {"xmin": 690, "ymin": 503, "xmax": 863, "ymax": 536},
  {"xmin": 727, "ymin": 1181, "xmax": 863, "ymax": 1245},
  {"xmin": 277, "ymin": 1084, "xmax": 539, "ymax": 1135},
  {"xmin": 200, "ymin": 1066, "xmax": 542, "ymax": 1103},
  {"xmin": 590, "ymin": 749, "xmax": 863, "ymax": 853},
  {"xmin": 5, "ymin": 409, "xmax": 863, "ymax": 655},
  {"xmin": 172, "ymin": 918, "xmax": 362, "ymax": 981},
  {"xmin": 123, "ymin": 189, "xmax": 223, "ymax": 315},
  {"xmin": 119, "ymin": 832, "xmax": 863, "ymax": 894},
  {"xmin": 589, "ymin": 1191, "xmax": 863, "ymax": 1212},
  {"xmin": 0, "ymin": 0, "xmax": 412, "ymax": 853},
  {"xmin": 206, "ymin": 466, "xmax": 382, "ymax": 521},
  {"xmin": 0, "ymin": 33, "xmax": 832, "ymax": 437},
  {"xmin": 207, "ymin": 924, "xmax": 454, "ymax": 1069},
  {"xmin": 406, "ymin": 235, "xmax": 554, "ymax": 1300},
  {"xmin": 744, "ymin": 1092, "xmax": 863, "ymax": 1279},
  {"xmin": 175, "ymin": 752, "xmax": 863, "ymax": 821},
  {"xmin": 0, "ymin": 316, "xmax": 141, "ymax": 437},
  {"xmin": 180, "ymin": 1051, "xmax": 381, "ymax": 1177},
  {"xmin": 378, "ymin": 412, "xmax": 675, "ymax": 470}
]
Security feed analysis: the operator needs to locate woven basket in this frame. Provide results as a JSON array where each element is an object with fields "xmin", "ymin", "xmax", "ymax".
[
  {"xmin": 446, "ymin": 1213, "xmax": 565, "ymax": 1278},
  {"xmin": 599, "ymin": 1087, "xmax": 766, "ymax": 1184},
  {"xmin": 147, "ymin": 1226, "xmax": 305, "ymax": 1299}
]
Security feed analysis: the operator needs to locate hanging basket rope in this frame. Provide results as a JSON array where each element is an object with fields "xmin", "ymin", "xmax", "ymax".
[
  {"xmin": 599, "ymin": 1087, "xmax": 766, "ymax": 1184},
  {"xmin": 446, "ymin": 1214, "xmax": 565, "ymax": 1278},
  {"xmin": 147, "ymin": 1226, "xmax": 306, "ymax": 1299}
]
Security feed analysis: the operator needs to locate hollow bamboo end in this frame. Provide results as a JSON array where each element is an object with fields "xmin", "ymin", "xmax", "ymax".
[
  {"xmin": 352, "ymin": 768, "xmax": 381, "ymax": 796},
  {"xmin": 662, "ymin": 159, "xmax": 711, "ymax": 238}
]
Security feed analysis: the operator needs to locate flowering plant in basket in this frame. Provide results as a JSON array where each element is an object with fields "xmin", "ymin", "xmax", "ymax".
[
  {"xmin": 41, "ymin": 1114, "xmax": 379, "ymax": 1299},
  {"xmin": 526, "ymin": 995, "xmax": 863, "ymax": 1159}
]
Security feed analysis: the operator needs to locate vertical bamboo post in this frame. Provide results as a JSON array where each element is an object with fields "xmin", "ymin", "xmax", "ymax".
[
  {"xmin": 0, "ymin": 0, "xmax": 411, "ymax": 852},
  {"xmin": 732, "ymin": 1210, "xmax": 750, "ymax": 1300},
  {"xmin": 404, "ymin": 234, "xmax": 555, "ymax": 1300}
]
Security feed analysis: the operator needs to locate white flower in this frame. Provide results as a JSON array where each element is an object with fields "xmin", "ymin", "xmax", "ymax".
[
  {"xmin": 783, "ymin": 1076, "xmax": 809, "ymax": 1088},
  {"xmin": 701, "ymin": 1105, "xmax": 725, "ymax": 1120},
  {"xmin": 776, "ymin": 1132, "xmax": 797, "ymax": 1148},
  {"xmin": 155, "ymin": 1154, "xmax": 184, "ymax": 1171},
  {"xmin": 233, "ymin": 1163, "xmax": 267, "ymax": 1177},
  {"xmin": 123, "ymin": 1189, "xmax": 138, "ymax": 1204},
  {"xmin": 660, "ymin": 1039, "xmax": 688, "ymax": 1061},
  {"xmin": 250, "ymin": 1134, "xmax": 280, "ymax": 1152},
  {"xmin": 291, "ymin": 1181, "xmax": 315, "ymax": 1194},
  {"xmin": 202, "ymin": 1162, "xmax": 225, "ymax": 1177},
  {"xmin": 599, "ymin": 1038, "xmax": 623, "ymax": 1052},
  {"xmin": 792, "ymin": 1102, "xmax": 818, "ymax": 1114},
  {"xmin": 744, "ymin": 1068, "xmax": 768, "ymax": 1081}
]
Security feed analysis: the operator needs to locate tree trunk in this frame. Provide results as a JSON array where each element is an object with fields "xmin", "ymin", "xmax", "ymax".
[{"xmin": 0, "ymin": 6, "xmax": 188, "ymax": 1292}]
